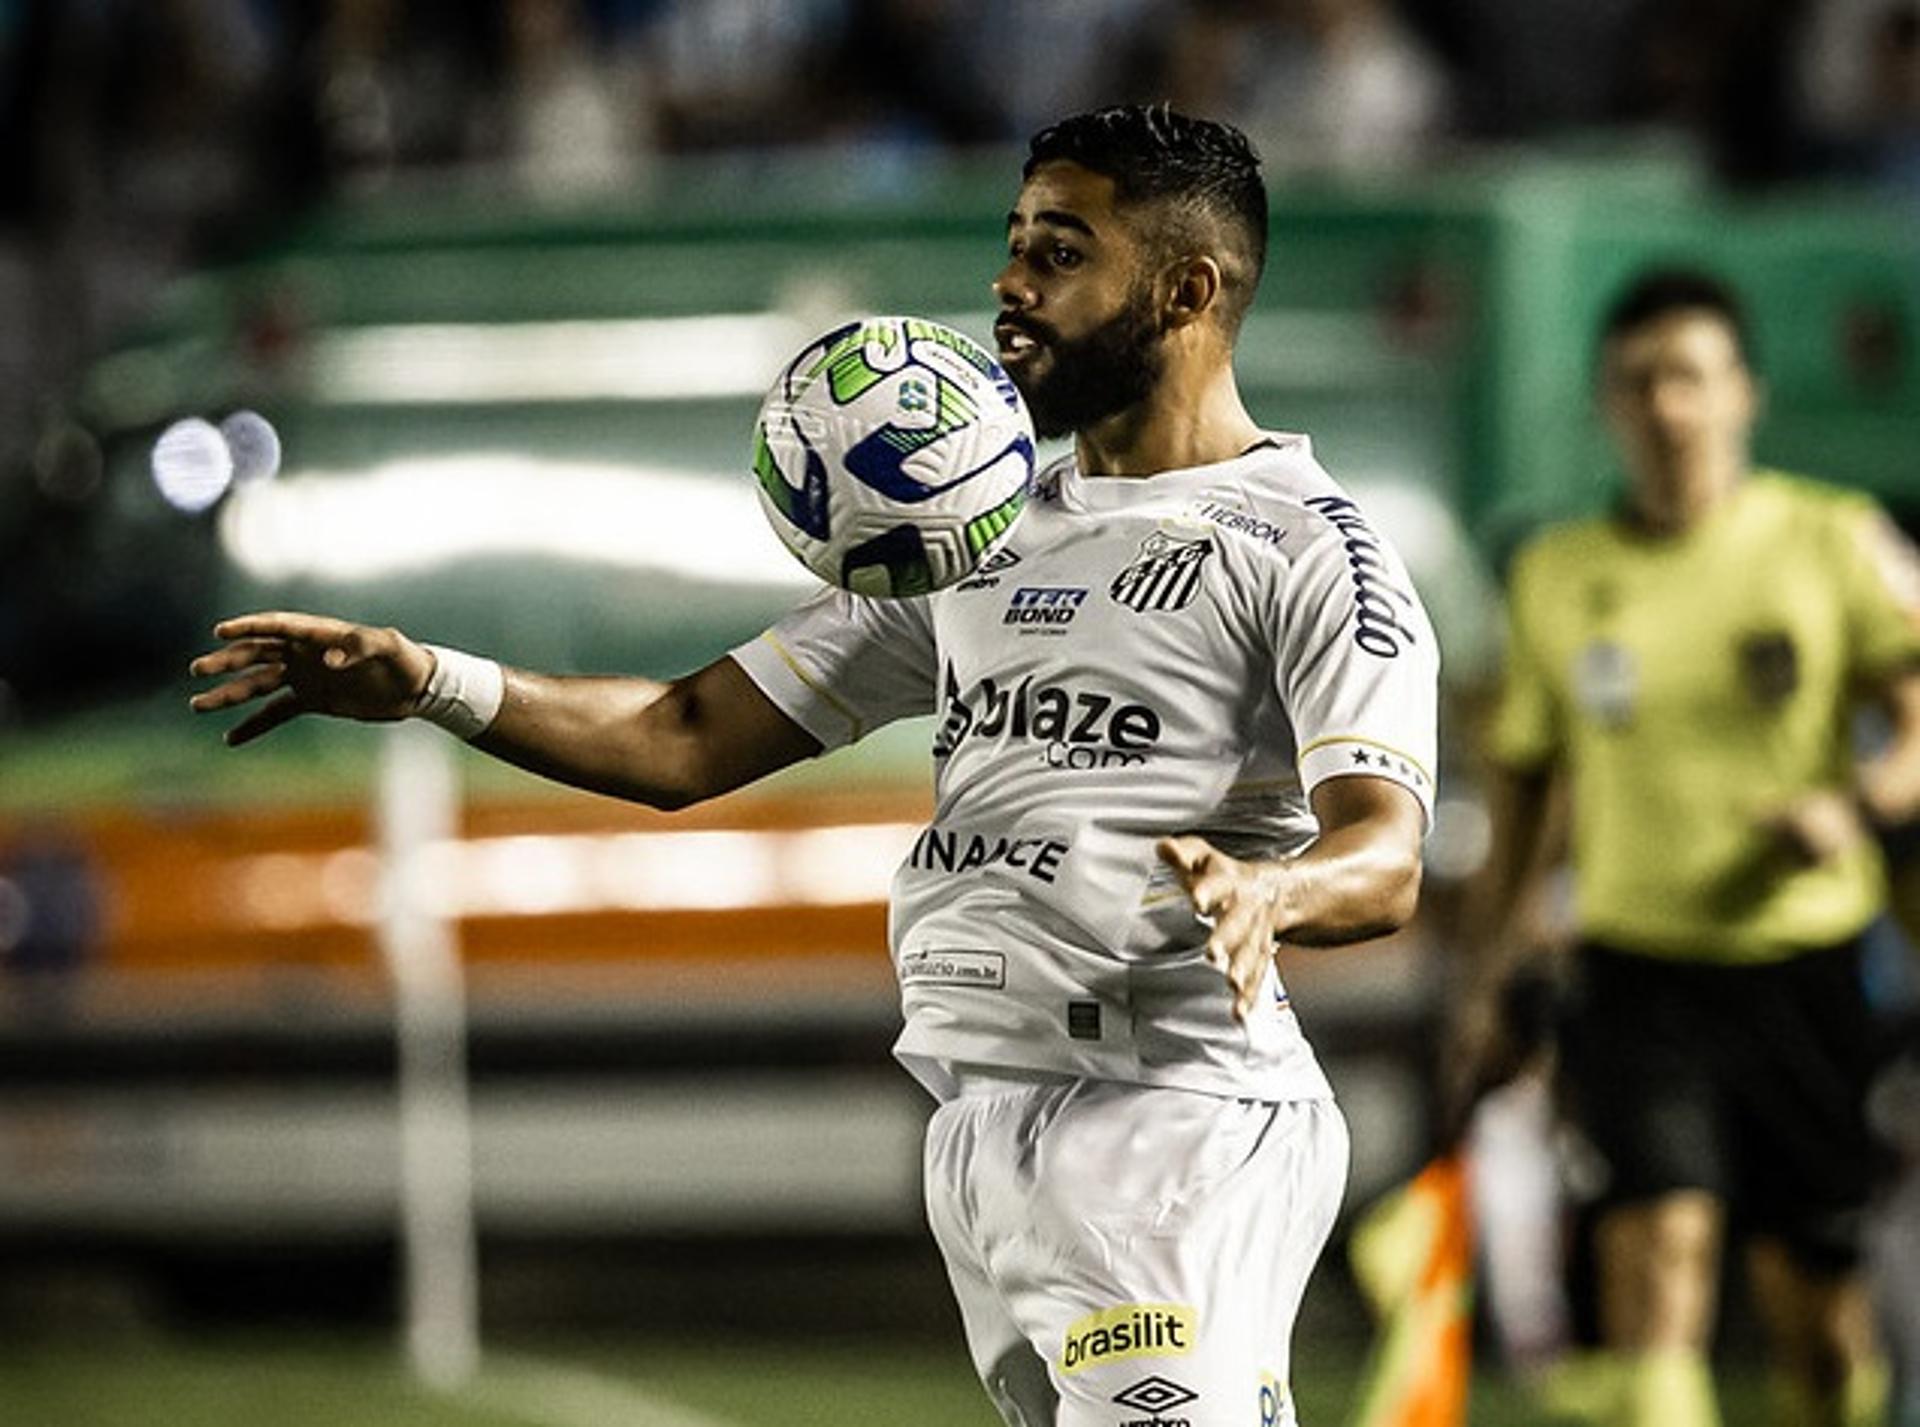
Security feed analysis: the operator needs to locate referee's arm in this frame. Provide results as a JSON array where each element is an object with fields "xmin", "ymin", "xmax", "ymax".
[
  {"xmin": 1443, "ymin": 757, "xmax": 1562, "ymax": 1125},
  {"xmin": 1861, "ymin": 668, "xmax": 1920, "ymax": 828},
  {"xmin": 1764, "ymin": 667, "xmax": 1920, "ymax": 864}
]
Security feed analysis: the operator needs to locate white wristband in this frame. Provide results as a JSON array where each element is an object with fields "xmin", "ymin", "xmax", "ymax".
[{"xmin": 414, "ymin": 644, "xmax": 505, "ymax": 740}]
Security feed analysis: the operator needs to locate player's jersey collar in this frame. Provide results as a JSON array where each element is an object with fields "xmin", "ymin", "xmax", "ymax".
[{"xmin": 1057, "ymin": 432, "xmax": 1310, "ymax": 511}]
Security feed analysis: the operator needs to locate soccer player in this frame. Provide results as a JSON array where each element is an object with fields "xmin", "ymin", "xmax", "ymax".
[
  {"xmin": 1458, "ymin": 268, "xmax": 1920, "ymax": 1427},
  {"xmin": 192, "ymin": 105, "xmax": 1438, "ymax": 1427}
]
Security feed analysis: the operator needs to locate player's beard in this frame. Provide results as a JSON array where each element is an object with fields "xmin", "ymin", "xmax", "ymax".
[{"xmin": 1011, "ymin": 285, "xmax": 1165, "ymax": 439}]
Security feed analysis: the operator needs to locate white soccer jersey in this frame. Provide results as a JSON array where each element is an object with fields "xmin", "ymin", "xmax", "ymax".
[{"xmin": 731, "ymin": 434, "xmax": 1438, "ymax": 1103}]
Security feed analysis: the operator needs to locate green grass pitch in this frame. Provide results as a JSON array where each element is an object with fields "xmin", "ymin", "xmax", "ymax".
[{"xmin": 0, "ymin": 1333, "xmax": 1774, "ymax": 1425}]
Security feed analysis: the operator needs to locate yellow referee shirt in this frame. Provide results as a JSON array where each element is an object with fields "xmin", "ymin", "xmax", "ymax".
[{"xmin": 1491, "ymin": 472, "xmax": 1920, "ymax": 962}]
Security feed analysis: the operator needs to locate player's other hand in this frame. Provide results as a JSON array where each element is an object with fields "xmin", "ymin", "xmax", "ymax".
[
  {"xmin": 1157, "ymin": 835, "xmax": 1284, "ymax": 1021},
  {"xmin": 189, "ymin": 612, "xmax": 434, "ymax": 746}
]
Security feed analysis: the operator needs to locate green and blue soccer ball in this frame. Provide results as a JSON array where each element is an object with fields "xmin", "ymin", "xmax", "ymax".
[{"xmin": 753, "ymin": 316, "xmax": 1035, "ymax": 597}]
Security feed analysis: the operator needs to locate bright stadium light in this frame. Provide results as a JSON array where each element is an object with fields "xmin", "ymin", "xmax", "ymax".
[
  {"xmin": 307, "ymin": 311, "xmax": 997, "ymax": 406},
  {"xmin": 86, "ymin": 309, "xmax": 1001, "ymax": 428},
  {"xmin": 592, "ymin": 830, "xmax": 783, "ymax": 911},
  {"xmin": 221, "ymin": 824, "xmax": 921, "ymax": 931},
  {"xmin": 151, "ymin": 417, "xmax": 235, "ymax": 512},
  {"xmin": 216, "ymin": 454, "xmax": 816, "ymax": 587},
  {"xmin": 312, "ymin": 316, "xmax": 804, "ymax": 405}
]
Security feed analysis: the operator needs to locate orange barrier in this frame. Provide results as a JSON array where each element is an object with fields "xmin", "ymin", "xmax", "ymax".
[{"xmin": 0, "ymin": 788, "xmax": 931, "ymax": 988}]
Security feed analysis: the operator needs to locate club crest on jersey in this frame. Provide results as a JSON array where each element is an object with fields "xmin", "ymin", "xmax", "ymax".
[{"xmin": 1109, "ymin": 532, "xmax": 1213, "ymax": 613}]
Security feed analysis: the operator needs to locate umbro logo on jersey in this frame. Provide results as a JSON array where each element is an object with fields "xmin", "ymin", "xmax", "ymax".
[
  {"xmin": 955, "ymin": 545, "xmax": 1022, "ymax": 591},
  {"xmin": 1110, "ymin": 533, "xmax": 1213, "ymax": 613},
  {"xmin": 1113, "ymin": 1375, "xmax": 1200, "ymax": 1427}
]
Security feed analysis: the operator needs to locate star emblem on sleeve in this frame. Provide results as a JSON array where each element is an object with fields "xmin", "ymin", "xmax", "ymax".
[{"xmin": 1324, "ymin": 743, "xmax": 1428, "ymax": 787}]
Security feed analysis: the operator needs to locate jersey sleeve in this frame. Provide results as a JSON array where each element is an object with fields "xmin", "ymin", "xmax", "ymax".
[
  {"xmin": 1485, "ymin": 540, "xmax": 1565, "ymax": 772},
  {"xmin": 1832, "ymin": 493, "xmax": 1920, "ymax": 681},
  {"xmin": 729, "ymin": 586, "xmax": 938, "ymax": 751},
  {"xmin": 1274, "ymin": 518, "xmax": 1439, "ymax": 827}
]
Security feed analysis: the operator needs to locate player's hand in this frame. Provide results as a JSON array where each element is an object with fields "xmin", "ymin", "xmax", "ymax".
[
  {"xmin": 189, "ymin": 612, "xmax": 434, "ymax": 746},
  {"xmin": 1760, "ymin": 789, "xmax": 1867, "ymax": 865},
  {"xmin": 1156, "ymin": 835, "xmax": 1287, "ymax": 1021}
]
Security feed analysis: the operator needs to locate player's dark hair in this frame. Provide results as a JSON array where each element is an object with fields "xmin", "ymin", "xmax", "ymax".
[
  {"xmin": 1600, "ymin": 267, "xmax": 1755, "ymax": 368},
  {"xmin": 1025, "ymin": 104, "xmax": 1267, "ymax": 335}
]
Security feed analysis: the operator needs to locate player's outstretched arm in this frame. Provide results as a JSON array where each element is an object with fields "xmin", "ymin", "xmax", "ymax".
[
  {"xmin": 1157, "ymin": 774, "xmax": 1425, "ymax": 1020},
  {"xmin": 471, "ymin": 656, "xmax": 819, "ymax": 809},
  {"xmin": 190, "ymin": 612, "xmax": 821, "ymax": 810}
]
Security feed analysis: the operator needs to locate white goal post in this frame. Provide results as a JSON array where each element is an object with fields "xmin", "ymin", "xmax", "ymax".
[{"xmin": 378, "ymin": 720, "xmax": 480, "ymax": 1389}]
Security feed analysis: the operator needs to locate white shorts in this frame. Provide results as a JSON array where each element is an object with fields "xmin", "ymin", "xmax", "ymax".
[{"xmin": 924, "ymin": 1070, "xmax": 1349, "ymax": 1427}]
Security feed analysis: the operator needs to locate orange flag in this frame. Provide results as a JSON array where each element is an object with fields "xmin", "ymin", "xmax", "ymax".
[{"xmin": 1344, "ymin": 1153, "xmax": 1475, "ymax": 1427}]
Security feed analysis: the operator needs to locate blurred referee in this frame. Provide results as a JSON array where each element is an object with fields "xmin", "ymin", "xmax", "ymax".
[{"xmin": 1460, "ymin": 268, "xmax": 1920, "ymax": 1427}]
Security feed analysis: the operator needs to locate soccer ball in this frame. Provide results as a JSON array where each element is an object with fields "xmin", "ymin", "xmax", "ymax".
[{"xmin": 752, "ymin": 316, "xmax": 1035, "ymax": 597}]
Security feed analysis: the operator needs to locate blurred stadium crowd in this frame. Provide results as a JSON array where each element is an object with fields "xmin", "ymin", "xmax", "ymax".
[{"xmin": 3, "ymin": 0, "xmax": 1920, "ymax": 477}]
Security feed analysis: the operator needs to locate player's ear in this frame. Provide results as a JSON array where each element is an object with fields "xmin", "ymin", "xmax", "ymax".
[{"xmin": 1163, "ymin": 255, "xmax": 1222, "ymax": 331}]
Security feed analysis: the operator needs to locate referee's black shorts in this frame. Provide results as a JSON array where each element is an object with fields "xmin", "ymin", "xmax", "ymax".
[{"xmin": 1557, "ymin": 936, "xmax": 1885, "ymax": 1274}]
